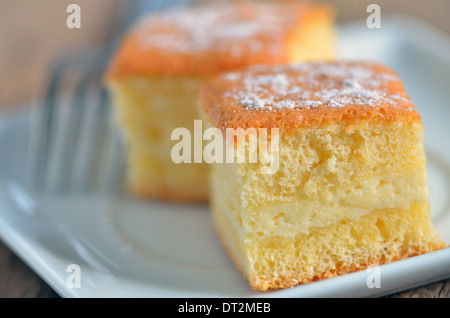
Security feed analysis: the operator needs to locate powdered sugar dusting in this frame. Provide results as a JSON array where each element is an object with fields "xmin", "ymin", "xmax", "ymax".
[
  {"xmin": 221, "ymin": 62, "xmax": 411, "ymax": 111},
  {"xmin": 134, "ymin": 2, "xmax": 297, "ymax": 54}
]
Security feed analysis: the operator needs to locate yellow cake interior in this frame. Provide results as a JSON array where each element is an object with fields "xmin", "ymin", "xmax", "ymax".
[
  {"xmin": 210, "ymin": 119, "xmax": 445, "ymax": 290},
  {"xmin": 109, "ymin": 76, "xmax": 210, "ymax": 201}
]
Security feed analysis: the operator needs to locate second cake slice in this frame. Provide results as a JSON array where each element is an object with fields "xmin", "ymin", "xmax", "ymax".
[{"xmin": 104, "ymin": 0, "xmax": 334, "ymax": 202}]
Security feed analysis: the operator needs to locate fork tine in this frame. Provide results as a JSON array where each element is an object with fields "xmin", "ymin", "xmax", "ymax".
[
  {"xmin": 55, "ymin": 51, "xmax": 101, "ymax": 192},
  {"xmin": 29, "ymin": 55, "xmax": 71, "ymax": 193},
  {"xmin": 71, "ymin": 53, "xmax": 114, "ymax": 192},
  {"xmin": 99, "ymin": 111, "xmax": 127, "ymax": 195}
]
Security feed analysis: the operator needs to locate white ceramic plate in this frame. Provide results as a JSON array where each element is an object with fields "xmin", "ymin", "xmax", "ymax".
[{"xmin": 0, "ymin": 15, "xmax": 449, "ymax": 298}]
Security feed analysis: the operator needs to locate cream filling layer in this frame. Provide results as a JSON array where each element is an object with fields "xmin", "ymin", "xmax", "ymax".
[{"xmin": 212, "ymin": 166, "xmax": 428, "ymax": 240}]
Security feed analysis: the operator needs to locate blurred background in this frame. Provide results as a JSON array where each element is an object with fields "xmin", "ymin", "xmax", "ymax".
[
  {"xmin": 0, "ymin": 0, "xmax": 449, "ymax": 298},
  {"xmin": 1, "ymin": 0, "xmax": 450, "ymax": 110}
]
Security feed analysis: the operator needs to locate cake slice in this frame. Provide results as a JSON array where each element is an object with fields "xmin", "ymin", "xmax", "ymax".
[
  {"xmin": 104, "ymin": 0, "xmax": 334, "ymax": 202},
  {"xmin": 198, "ymin": 61, "xmax": 446, "ymax": 291}
]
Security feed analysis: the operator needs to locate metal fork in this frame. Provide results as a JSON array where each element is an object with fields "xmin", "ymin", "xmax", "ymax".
[
  {"xmin": 28, "ymin": 47, "xmax": 126, "ymax": 195},
  {"xmin": 27, "ymin": 0, "xmax": 194, "ymax": 195}
]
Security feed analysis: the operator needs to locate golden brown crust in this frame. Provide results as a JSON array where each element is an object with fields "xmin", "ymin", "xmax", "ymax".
[
  {"xmin": 198, "ymin": 61, "xmax": 421, "ymax": 134},
  {"xmin": 105, "ymin": 0, "xmax": 333, "ymax": 78},
  {"xmin": 251, "ymin": 242, "xmax": 446, "ymax": 291}
]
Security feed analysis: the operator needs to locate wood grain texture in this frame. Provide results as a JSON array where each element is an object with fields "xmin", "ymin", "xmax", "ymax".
[
  {"xmin": 0, "ymin": 0, "xmax": 448, "ymax": 298},
  {"xmin": 0, "ymin": 242, "xmax": 58, "ymax": 298},
  {"xmin": 388, "ymin": 280, "xmax": 450, "ymax": 298}
]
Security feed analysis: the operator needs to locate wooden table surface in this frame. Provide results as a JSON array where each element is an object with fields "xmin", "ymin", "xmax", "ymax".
[{"xmin": 0, "ymin": 0, "xmax": 449, "ymax": 298}]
